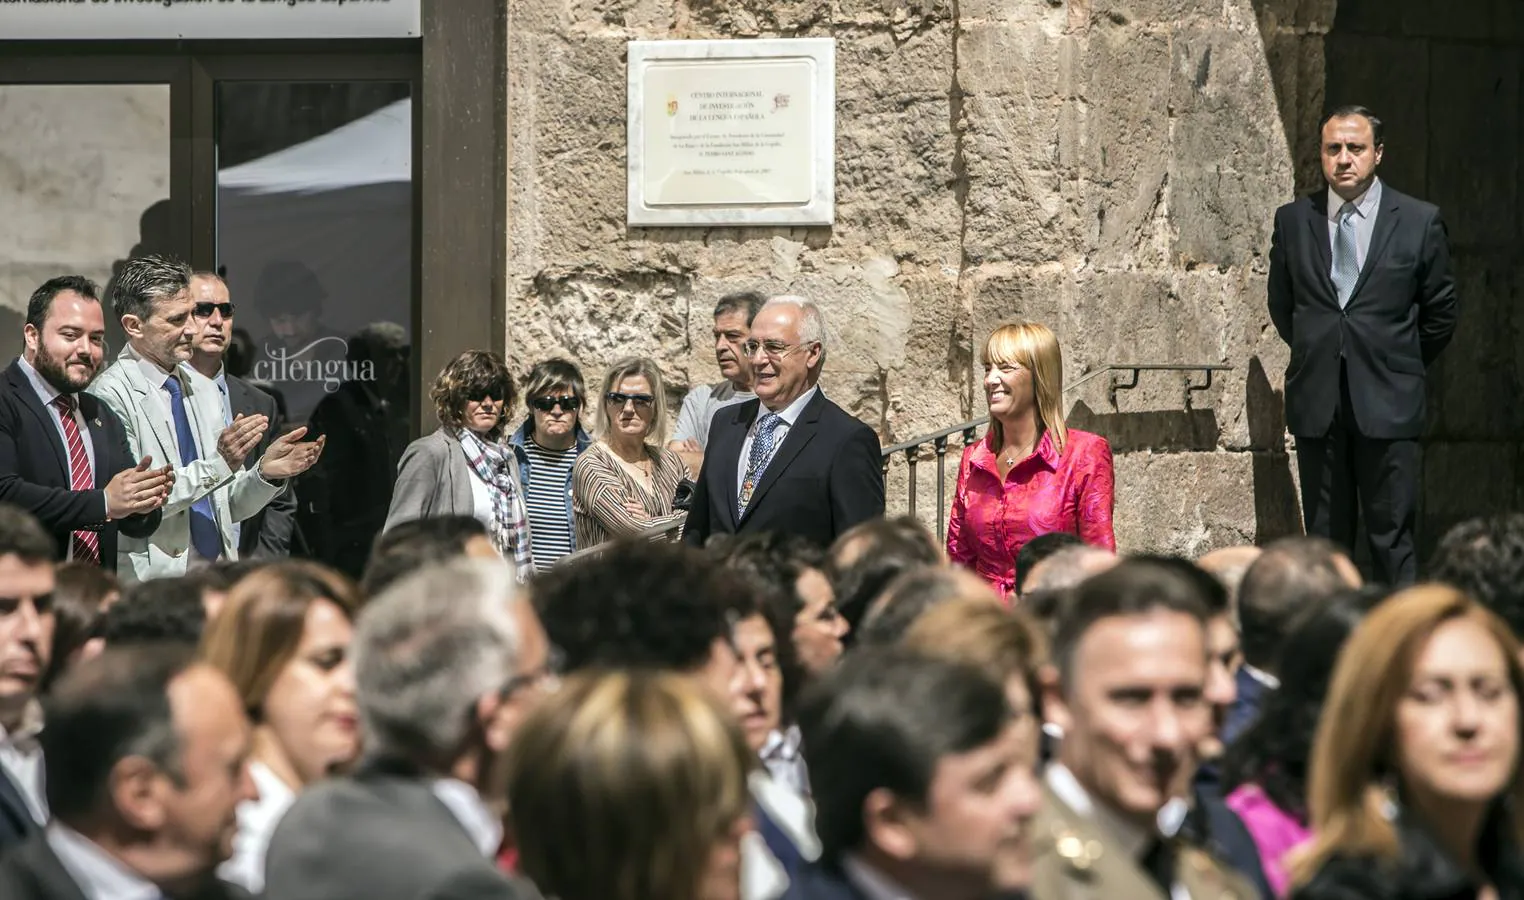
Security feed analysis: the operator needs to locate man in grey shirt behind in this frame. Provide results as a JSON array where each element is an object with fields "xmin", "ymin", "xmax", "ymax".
[{"xmin": 669, "ymin": 291, "xmax": 766, "ymax": 477}]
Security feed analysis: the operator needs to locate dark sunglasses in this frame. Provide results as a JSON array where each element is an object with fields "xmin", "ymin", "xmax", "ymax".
[
  {"xmin": 529, "ymin": 394, "xmax": 582, "ymax": 412},
  {"xmin": 606, "ymin": 391, "xmax": 655, "ymax": 408},
  {"xmin": 465, "ymin": 384, "xmax": 510, "ymax": 403},
  {"xmin": 192, "ymin": 302, "xmax": 235, "ymax": 319}
]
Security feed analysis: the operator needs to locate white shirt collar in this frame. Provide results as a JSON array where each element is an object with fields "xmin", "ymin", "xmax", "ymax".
[
  {"xmin": 15, "ymin": 355, "xmax": 67, "ymax": 410},
  {"xmin": 429, "ymin": 778, "xmax": 502, "ymax": 858},
  {"xmin": 46, "ymin": 824, "xmax": 163, "ymax": 900},
  {"xmin": 842, "ymin": 855, "xmax": 921, "ymax": 900},
  {"xmin": 1045, "ymin": 764, "xmax": 1155, "ymax": 860},
  {"xmin": 1242, "ymin": 663, "xmax": 1280, "ymax": 690},
  {"xmin": 0, "ymin": 699, "xmax": 44, "ymax": 746},
  {"xmin": 1327, "ymin": 176, "xmax": 1382, "ymax": 220},
  {"xmin": 761, "ymin": 384, "xmax": 819, "ymax": 425}
]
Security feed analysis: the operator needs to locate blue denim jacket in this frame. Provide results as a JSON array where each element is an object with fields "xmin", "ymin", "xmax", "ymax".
[{"xmin": 508, "ymin": 418, "xmax": 591, "ymax": 553}]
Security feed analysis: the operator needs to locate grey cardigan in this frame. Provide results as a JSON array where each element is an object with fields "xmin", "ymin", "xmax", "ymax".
[{"xmin": 384, "ymin": 426, "xmax": 524, "ymax": 533}]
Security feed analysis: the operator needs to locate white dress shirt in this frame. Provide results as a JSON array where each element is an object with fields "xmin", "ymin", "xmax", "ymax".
[
  {"xmin": 1045, "ymin": 764, "xmax": 1189, "ymax": 900},
  {"xmin": 208, "ymin": 366, "xmax": 241, "ymax": 553},
  {"xmin": 735, "ymin": 385, "xmax": 819, "ymax": 499},
  {"xmin": 760, "ymin": 725, "xmax": 810, "ymax": 797},
  {"xmin": 219, "ymin": 760, "xmax": 296, "ymax": 892},
  {"xmin": 16, "ymin": 356, "xmax": 100, "ymax": 562},
  {"xmin": 1326, "ymin": 177, "xmax": 1382, "ymax": 272},
  {"xmin": 47, "ymin": 824, "xmax": 162, "ymax": 900},
  {"xmin": 0, "ymin": 700, "xmax": 48, "ymax": 825},
  {"xmin": 430, "ymin": 777, "xmax": 502, "ymax": 858},
  {"xmin": 1242, "ymin": 663, "xmax": 1280, "ymax": 691}
]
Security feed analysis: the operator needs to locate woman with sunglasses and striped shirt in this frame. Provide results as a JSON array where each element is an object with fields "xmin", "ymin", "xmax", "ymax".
[
  {"xmin": 509, "ymin": 358, "xmax": 593, "ymax": 569},
  {"xmin": 571, "ymin": 357, "xmax": 688, "ymax": 549}
]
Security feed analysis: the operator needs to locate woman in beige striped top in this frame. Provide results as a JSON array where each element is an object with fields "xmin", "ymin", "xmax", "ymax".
[{"xmin": 571, "ymin": 357, "xmax": 688, "ymax": 549}]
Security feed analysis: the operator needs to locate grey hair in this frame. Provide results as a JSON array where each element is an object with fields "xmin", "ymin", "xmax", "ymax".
[
  {"xmin": 1026, "ymin": 545, "xmax": 1116, "ymax": 594},
  {"xmin": 111, "ymin": 254, "xmax": 192, "ymax": 322},
  {"xmin": 762, "ymin": 295, "xmax": 827, "ymax": 363},
  {"xmin": 354, "ymin": 558, "xmax": 524, "ymax": 763}
]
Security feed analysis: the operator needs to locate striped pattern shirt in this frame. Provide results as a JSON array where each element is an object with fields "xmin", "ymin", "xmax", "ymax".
[
  {"xmin": 520, "ymin": 440, "xmax": 578, "ymax": 570},
  {"xmin": 571, "ymin": 441, "xmax": 687, "ymax": 550}
]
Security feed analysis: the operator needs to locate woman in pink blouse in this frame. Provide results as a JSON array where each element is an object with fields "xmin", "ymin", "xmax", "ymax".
[{"xmin": 946, "ymin": 321, "xmax": 1115, "ymax": 597}]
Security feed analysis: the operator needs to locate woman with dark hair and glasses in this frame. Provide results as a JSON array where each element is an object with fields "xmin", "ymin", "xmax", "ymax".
[
  {"xmin": 385, "ymin": 350, "xmax": 534, "ymax": 581},
  {"xmin": 509, "ymin": 358, "xmax": 592, "ymax": 569},
  {"xmin": 571, "ymin": 357, "xmax": 687, "ymax": 549}
]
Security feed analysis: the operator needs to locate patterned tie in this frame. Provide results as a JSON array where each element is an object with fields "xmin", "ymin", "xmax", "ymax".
[
  {"xmin": 1331, "ymin": 201, "xmax": 1360, "ymax": 308},
  {"xmin": 51, "ymin": 395, "xmax": 100, "ymax": 565},
  {"xmin": 163, "ymin": 375, "xmax": 223, "ymax": 560},
  {"xmin": 739, "ymin": 412, "xmax": 784, "ymax": 516}
]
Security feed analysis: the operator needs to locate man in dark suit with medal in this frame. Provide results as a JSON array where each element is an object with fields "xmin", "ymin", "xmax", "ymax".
[
  {"xmin": 0, "ymin": 276, "xmax": 173, "ymax": 571},
  {"xmin": 683, "ymin": 296, "xmax": 885, "ymax": 549},
  {"xmin": 1268, "ymin": 105, "xmax": 1458, "ymax": 585}
]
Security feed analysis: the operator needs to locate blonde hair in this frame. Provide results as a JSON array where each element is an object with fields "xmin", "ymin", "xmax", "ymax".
[
  {"xmin": 1291, "ymin": 584, "xmax": 1524, "ymax": 886},
  {"xmin": 506, "ymin": 670, "xmax": 754, "ymax": 900},
  {"xmin": 199, "ymin": 561, "xmax": 360, "ymax": 717},
  {"xmin": 594, "ymin": 356, "xmax": 669, "ymax": 444},
  {"xmin": 980, "ymin": 321, "xmax": 1068, "ymax": 455}
]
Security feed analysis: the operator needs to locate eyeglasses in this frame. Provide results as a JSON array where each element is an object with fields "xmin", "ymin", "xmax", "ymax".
[
  {"xmin": 192, "ymin": 302, "xmax": 235, "ymax": 320},
  {"xmin": 530, "ymin": 394, "xmax": 582, "ymax": 412},
  {"xmin": 501, "ymin": 647, "xmax": 566, "ymax": 699},
  {"xmin": 606, "ymin": 391, "xmax": 655, "ymax": 408},
  {"xmin": 742, "ymin": 339, "xmax": 811, "ymax": 359},
  {"xmin": 465, "ymin": 385, "xmax": 509, "ymax": 403}
]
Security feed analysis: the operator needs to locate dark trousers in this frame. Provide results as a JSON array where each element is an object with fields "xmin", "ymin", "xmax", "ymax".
[{"xmin": 1295, "ymin": 364, "xmax": 1420, "ymax": 586}]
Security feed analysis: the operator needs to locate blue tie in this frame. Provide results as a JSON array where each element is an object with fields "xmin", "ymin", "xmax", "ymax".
[
  {"xmin": 739, "ymin": 413, "xmax": 783, "ymax": 516},
  {"xmin": 1331, "ymin": 201, "xmax": 1360, "ymax": 308},
  {"xmin": 163, "ymin": 375, "xmax": 222, "ymax": 560}
]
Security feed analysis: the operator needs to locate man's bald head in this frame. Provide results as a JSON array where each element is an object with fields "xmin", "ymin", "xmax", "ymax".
[{"xmin": 1025, "ymin": 546, "xmax": 1118, "ymax": 595}]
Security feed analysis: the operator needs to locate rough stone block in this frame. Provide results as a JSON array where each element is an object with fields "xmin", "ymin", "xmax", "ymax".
[
  {"xmin": 836, "ymin": 24, "xmax": 954, "ymax": 102},
  {"xmin": 833, "ymin": 96, "xmax": 961, "ymax": 256},
  {"xmin": 517, "ymin": 33, "xmax": 627, "ymax": 161},
  {"xmin": 961, "ymin": 92, "xmax": 1069, "ymax": 265},
  {"xmin": 1112, "ymin": 450, "xmax": 1263, "ymax": 554},
  {"xmin": 957, "ymin": 21, "xmax": 1066, "ymax": 100},
  {"xmin": 1426, "ymin": 44, "xmax": 1521, "ymax": 251},
  {"xmin": 673, "ymin": 0, "xmax": 833, "ymax": 35}
]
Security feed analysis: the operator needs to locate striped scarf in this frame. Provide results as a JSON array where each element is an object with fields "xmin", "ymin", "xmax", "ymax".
[{"xmin": 458, "ymin": 429, "xmax": 534, "ymax": 583}]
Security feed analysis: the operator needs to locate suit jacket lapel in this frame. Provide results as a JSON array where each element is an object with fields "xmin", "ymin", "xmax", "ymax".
[
  {"xmin": 4, "ymin": 362, "xmax": 69, "ymax": 484},
  {"xmin": 1348, "ymin": 194, "xmax": 1401, "ymax": 304},
  {"xmin": 739, "ymin": 391, "xmax": 824, "ymax": 525},
  {"xmin": 720, "ymin": 401, "xmax": 756, "ymax": 530},
  {"xmin": 1304, "ymin": 192, "xmax": 1337, "ymax": 301},
  {"xmin": 118, "ymin": 349, "xmax": 180, "ymax": 467},
  {"xmin": 78, "ymin": 395, "xmax": 114, "ymax": 490}
]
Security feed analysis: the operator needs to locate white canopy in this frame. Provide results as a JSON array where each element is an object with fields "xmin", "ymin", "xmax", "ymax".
[{"xmin": 219, "ymin": 97, "xmax": 411, "ymax": 195}]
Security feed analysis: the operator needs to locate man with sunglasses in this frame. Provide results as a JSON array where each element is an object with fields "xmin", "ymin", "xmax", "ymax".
[
  {"xmin": 684, "ymin": 296, "xmax": 885, "ymax": 549},
  {"xmin": 184, "ymin": 272, "xmax": 298, "ymax": 559},
  {"xmin": 509, "ymin": 358, "xmax": 592, "ymax": 570}
]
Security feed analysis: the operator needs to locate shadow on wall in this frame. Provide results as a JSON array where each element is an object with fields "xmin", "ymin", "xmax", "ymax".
[
  {"xmin": 1067, "ymin": 400, "xmax": 1220, "ymax": 453},
  {"xmin": 102, "ymin": 198, "xmax": 176, "ymax": 357},
  {"xmin": 1244, "ymin": 355, "xmax": 1302, "ymax": 543}
]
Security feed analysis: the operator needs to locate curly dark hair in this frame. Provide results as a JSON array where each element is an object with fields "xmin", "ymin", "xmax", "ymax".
[
  {"xmin": 1220, "ymin": 586, "xmax": 1384, "ymax": 820},
  {"xmin": 531, "ymin": 539, "xmax": 747, "ymax": 675},
  {"xmin": 1430, "ymin": 513, "xmax": 1524, "ymax": 637},
  {"xmin": 430, "ymin": 350, "xmax": 516, "ymax": 441},
  {"xmin": 708, "ymin": 532, "xmax": 828, "ymax": 719}
]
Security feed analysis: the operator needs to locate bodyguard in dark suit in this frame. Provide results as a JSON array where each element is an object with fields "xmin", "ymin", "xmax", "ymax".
[
  {"xmin": 184, "ymin": 272, "xmax": 297, "ymax": 558},
  {"xmin": 684, "ymin": 296, "xmax": 885, "ymax": 549},
  {"xmin": 1268, "ymin": 105, "xmax": 1458, "ymax": 585},
  {"xmin": 0, "ymin": 645, "xmax": 255, "ymax": 900},
  {"xmin": 0, "ymin": 276, "xmax": 172, "ymax": 571}
]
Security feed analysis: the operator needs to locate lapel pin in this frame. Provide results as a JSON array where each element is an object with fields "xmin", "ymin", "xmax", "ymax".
[{"xmin": 93, "ymin": 418, "xmax": 102, "ymax": 427}]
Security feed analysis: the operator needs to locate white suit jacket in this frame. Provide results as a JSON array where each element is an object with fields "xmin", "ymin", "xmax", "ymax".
[{"xmin": 91, "ymin": 345, "xmax": 282, "ymax": 583}]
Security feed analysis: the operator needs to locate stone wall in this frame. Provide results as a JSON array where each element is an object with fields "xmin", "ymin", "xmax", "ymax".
[{"xmin": 505, "ymin": 0, "xmax": 1307, "ymax": 553}]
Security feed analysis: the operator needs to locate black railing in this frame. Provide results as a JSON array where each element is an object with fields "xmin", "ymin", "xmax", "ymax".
[
  {"xmin": 551, "ymin": 362, "xmax": 1231, "ymax": 564},
  {"xmin": 881, "ymin": 363, "xmax": 1232, "ymax": 541}
]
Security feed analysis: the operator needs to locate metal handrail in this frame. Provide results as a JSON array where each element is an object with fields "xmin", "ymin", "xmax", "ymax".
[
  {"xmin": 554, "ymin": 518, "xmax": 684, "ymax": 566},
  {"xmin": 882, "ymin": 362, "xmax": 1233, "ymax": 541}
]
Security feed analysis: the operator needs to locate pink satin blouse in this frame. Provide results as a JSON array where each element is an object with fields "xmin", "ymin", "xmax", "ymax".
[{"xmin": 945, "ymin": 428, "xmax": 1116, "ymax": 596}]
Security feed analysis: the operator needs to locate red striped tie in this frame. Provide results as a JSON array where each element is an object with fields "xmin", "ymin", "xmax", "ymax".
[{"xmin": 52, "ymin": 395, "xmax": 101, "ymax": 566}]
